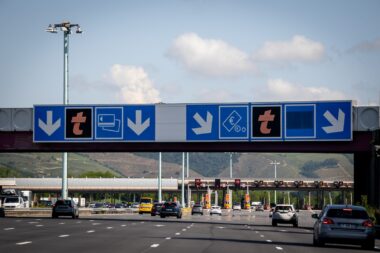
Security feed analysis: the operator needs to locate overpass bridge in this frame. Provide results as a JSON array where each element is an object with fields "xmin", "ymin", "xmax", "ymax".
[
  {"xmin": 0, "ymin": 102, "xmax": 379, "ymax": 207},
  {"xmin": 0, "ymin": 177, "xmax": 353, "ymax": 192}
]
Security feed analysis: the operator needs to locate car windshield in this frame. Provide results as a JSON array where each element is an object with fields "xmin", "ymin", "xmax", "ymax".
[
  {"xmin": 326, "ymin": 208, "xmax": 369, "ymax": 219},
  {"xmin": 140, "ymin": 199, "xmax": 152, "ymax": 204},
  {"xmin": 193, "ymin": 205, "xmax": 202, "ymax": 208},
  {"xmin": 5, "ymin": 197, "xmax": 19, "ymax": 203},
  {"xmin": 55, "ymin": 200, "xmax": 72, "ymax": 207},
  {"xmin": 212, "ymin": 206, "xmax": 220, "ymax": 209}
]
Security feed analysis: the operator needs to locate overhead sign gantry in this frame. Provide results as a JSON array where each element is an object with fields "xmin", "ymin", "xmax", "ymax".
[{"xmin": 33, "ymin": 101, "xmax": 352, "ymax": 142}]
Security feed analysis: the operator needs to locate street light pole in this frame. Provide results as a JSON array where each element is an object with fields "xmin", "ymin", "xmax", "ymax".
[
  {"xmin": 270, "ymin": 160, "xmax": 280, "ymax": 204},
  {"xmin": 229, "ymin": 153, "xmax": 233, "ymax": 179},
  {"xmin": 46, "ymin": 21, "xmax": 82, "ymax": 199}
]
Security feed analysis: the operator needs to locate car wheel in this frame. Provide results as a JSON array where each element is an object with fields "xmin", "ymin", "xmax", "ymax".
[
  {"xmin": 151, "ymin": 213, "xmax": 155, "ymax": 216},
  {"xmin": 313, "ymin": 235, "xmax": 324, "ymax": 247},
  {"xmin": 271, "ymin": 220, "xmax": 277, "ymax": 226},
  {"xmin": 362, "ymin": 239, "xmax": 375, "ymax": 250},
  {"xmin": 177, "ymin": 214, "xmax": 182, "ymax": 219},
  {"xmin": 219, "ymin": 213, "xmax": 222, "ymax": 216},
  {"xmin": 72, "ymin": 213, "xmax": 76, "ymax": 219},
  {"xmin": 139, "ymin": 212, "xmax": 142, "ymax": 215},
  {"xmin": 210, "ymin": 213, "xmax": 213, "ymax": 216},
  {"xmin": 52, "ymin": 213, "xmax": 57, "ymax": 219},
  {"xmin": 293, "ymin": 222, "xmax": 298, "ymax": 227}
]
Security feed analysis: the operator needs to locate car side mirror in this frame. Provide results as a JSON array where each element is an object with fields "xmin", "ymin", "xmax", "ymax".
[{"xmin": 311, "ymin": 213, "xmax": 318, "ymax": 219}]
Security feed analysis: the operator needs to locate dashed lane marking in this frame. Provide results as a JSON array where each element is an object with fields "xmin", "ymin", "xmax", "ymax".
[
  {"xmin": 150, "ymin": 244, "xmax": 159, "ymax": 248},
  {"xmin": 87, "ymin": 230, "xmax": 95, "ymax": 233},
  {"xmin": 92, "ymin": 223, "xmax": 101, "ymax": 225},
  {"xmin": 165, "ymin": 237, "xmax": 171, "ymax": 240},
  {"xmin": 121, "ymin": 224, "xmax": 127, "ymax": 227},
  {"xmin": 59, "ymin": 222, "xmax": 65, "ymax": 225},
  {"xmin": 35, "ymin": 224, "xmax": 44, "ymax": 227},
  {"xmin": 59, "ymin": 235, "xmax": 70, "ymax": 238},
  {"xmin": 275, "ymin": 246, "xmax": 283, "ymax": 251},
  {"xmin": 16, "ymin": 241, "xmax": 32, "ymax": 245},
  {"xmin": 4, "ymin": 227, "xmax": 15, "ymax": 230},
  {"xmin": 266, "ymin": 240, "xmax": 272, "ymax": 243},
  {"xmin": 107, "ymin": 227, "xmax": 113, "ymax": 229},
  {"xmin": 155, "ymin": 224, "xmax": 165, "ymax": 227},
  {"xmin": 280, "ymin": 230, "xmax": 287, "ymax": 232},
  {"xmin": 28, "ymin": 222, "xmax": 38, "ymax": 224},
  {"xmin": 76, "ymin": 221, "xmax": 82, "ymax": 224},
  {"xmin": 175, "ymin": 232, "xmax": 181, "ymax": 235},
  {"xmin": 182, "ymin": 229, "xmax": 187, "ymax": 231}
]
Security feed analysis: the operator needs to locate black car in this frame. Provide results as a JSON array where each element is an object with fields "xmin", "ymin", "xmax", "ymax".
[
  {"xmin": 160, "ymin": 202, "xmax": 182, "ymax": 219},
  {"xmin": 52, "ymin": 199, "xmax": 79, "ymax": 219},
  {"xmin": 151, "ymin": 203, "xmax": 163, "ymax": 216},
  {"xmin": 191, "ymin": 204, "xmax": 203, "ymax": 215}
]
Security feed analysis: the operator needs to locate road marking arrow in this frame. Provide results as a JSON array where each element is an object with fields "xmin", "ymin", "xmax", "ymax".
[
  {"xmin": 322, "ymin": 109, "xmax": 345, "ymax": 134},
  {"xmin": 38, "ymin": 111, "xmax": 61, "ymax": 136},
  {"xmin": 192, "ymin": 111, "xmax": 213, "ymax": 135},
  {"xmin": 127, "ymin": 110, "xmax": 150, "ymax": 135}
]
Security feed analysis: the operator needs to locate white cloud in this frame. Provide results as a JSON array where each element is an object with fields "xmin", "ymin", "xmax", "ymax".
[
  {"xmin": 348, "ymin": 37, "xmax": 380, "ymax": 53},
  {"xmin": 110, "ymin": 64, "xmax": 161, "ymax": 103},
  {"xmin": 255, "ymin": 35, "xmax": 325, "ymax": 62},
  {"xmin": 167, "ymin": 33, "xmax": 256, "ymax": 77},
  {"xmin": 257, "ymin": 78, "xmax": 346, "ymax": 101}
]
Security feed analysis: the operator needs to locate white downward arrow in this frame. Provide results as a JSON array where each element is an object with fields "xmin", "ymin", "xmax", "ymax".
[
  {"xmin": 127, "ymin": 110, "xmax": 150, "ymax": 135},
  {"xmin": 38, "ymin": 111, "xmax": 61, "ymax": 136},
  {"xmin": 322, "ymin": 109, "xmax": 345, "ymax": 134},
  {"xmin": 192, "ymin": 111, "xmax": 213, "ymax": 135}
]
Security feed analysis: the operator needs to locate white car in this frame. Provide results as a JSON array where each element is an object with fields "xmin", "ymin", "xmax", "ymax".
[
  {"xmin": 3, "ymin": 196, "xmax": 25, "ymax": 208},
  {"xmin": 210, "ymin": 206, "xmax": 222, "ymax": 216},
  {"xmin": 232, "ymin": 203, "xmax": 241, "ymax": 210},
  {"xmin": 271, "ymin": 204, "xmax": 298, "ymax": 227}
]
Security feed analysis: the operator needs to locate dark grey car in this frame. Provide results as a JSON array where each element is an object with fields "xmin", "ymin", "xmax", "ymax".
[
  {"xmin": 312, "ymin": 204, "xmax": 375, "ymax": 249},
  {"xmin": 191, "ymin": 204, "xmax": 203, "ymax": 215},
  {"xmin": 52, "ymin": 199, "xmax": 79, "ymax": 219}
]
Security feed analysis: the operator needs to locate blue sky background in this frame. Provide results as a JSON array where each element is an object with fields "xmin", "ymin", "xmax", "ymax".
[{"xmin": 1, "ymin": 0, "xmax": 380, "ymax": 107}]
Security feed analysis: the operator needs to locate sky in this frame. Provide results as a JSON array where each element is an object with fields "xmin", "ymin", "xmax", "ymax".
[{"xmin": 1, "ymin": 0, "xmax": 380, "ymax": 108}]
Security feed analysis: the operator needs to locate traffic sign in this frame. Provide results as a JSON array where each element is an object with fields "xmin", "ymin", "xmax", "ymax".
[
  {"xmin": 65, "ymin": 107, "xmax": 93, "ymax": 140},
  {"xmin": 124, "ymin": 105, "xmax": 155, "ymax": 141},
  {"xmin": 34, "ymin": 105, "xmax": 64, "ymax": 142},
  {"xmin": 252, "ymin": 105, "xmax": 282, "ymax": 140},
  {"xmin": 186, "ymin": 104, "xmax": 218, "ymax": 141},
  {"xmin": 284, "ymin": 104, "xmax": 315, "ymax": 139},
  {"xmin": 219, "ymin": 105, "xmax": 249, "ymax": 140},
  {"xmin": 95, "ymin": 107, "xmax": 123, "ymax": 140}
]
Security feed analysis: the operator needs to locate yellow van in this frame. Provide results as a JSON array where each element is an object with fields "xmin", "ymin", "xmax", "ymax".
[{"xmin": 138, "ymin": 197, "xmax": 153, "ymax": 214}]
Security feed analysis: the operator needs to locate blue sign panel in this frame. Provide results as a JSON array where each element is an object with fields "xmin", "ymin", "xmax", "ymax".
[
  {"xmin": 124, "ymin": 105, "xmax": 155, "ymax": 141},
  {"xmin": 186, "ymin": 104, "xmax": 219, "ymax": 141},
  {"xmin": 34, "ymin": 105, "xmax": 65, "ymax": 142},
  {"xmin": 316, "ymin": 101, "xmax": 352, "ymax": 140},
  {"xmin": 219, "ymin": 105, "xmax": 249, "ymax": 140},
  {"xmin": 285, "ymin": 104, "xmax": 316, "ymax": 139},
  {"xmin": 95, "ymin": 107, "xmax": 123, "ymax": 140}
]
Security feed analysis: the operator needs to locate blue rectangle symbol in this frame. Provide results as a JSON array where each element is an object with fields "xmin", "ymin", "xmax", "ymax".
[
  {"xmin": 219, "ymin": 105, "xmax": 249, "ymax": 140},
  {"xmin": 186, "ymin": 105, "xmax": 218, "ymax": 141},
  {"xmin": 95, "ymin": 107, "xmax": 123, "ymax": 140},
  {"xmin": 285, "ymin": 104, "xmax": 315, "ymax": 139}
]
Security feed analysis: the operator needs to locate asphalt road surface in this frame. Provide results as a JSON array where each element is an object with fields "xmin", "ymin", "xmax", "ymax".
[{"xmin": 1, "ymin": 210, "xmax": 379, "ymax": 253}]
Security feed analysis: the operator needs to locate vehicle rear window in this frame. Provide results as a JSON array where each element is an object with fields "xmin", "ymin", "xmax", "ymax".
[
  {"xmin": 55, "ymin": 200, "xmax": 72, "ymax": 207},
  {"xmin": 164, "ymin": 203, "xmax": 177, "ymax": 208},
  {"xmin": 275, "ymin": 206, "xmax": 293, "ymax": 212},
  {"xmin": 5, "ymin": 197, "xmax": 19, "ymax": 203},
  {"xmin": 326, "ymin": 208, "xmax": 369, "ymax": 219},
  {"xmin": 193, "ymin": 205, "xmax": 202, "ymax": 208},
  {"xmin": 140, "ymin": 199, "xmax": 152, "ymax": 204}
]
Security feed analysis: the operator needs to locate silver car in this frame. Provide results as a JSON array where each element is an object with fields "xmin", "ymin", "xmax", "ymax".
[
  {"xmin": 271, "ymin": 204, "xmax": 298, "ymax": 227},
  {"xmin": 312, "ymin": 204, "xmax": 376, "ymax": 249}
]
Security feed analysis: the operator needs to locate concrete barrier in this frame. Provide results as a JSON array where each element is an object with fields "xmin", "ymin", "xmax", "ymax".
[{"xmin": 3, "ymin": 208, "xmax": 92, "ymax": 217}]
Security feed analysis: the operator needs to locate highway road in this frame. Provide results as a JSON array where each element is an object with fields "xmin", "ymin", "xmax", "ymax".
[{"xmin": 1, "ymin": 210, "xmax": 379, "ymax": 253}]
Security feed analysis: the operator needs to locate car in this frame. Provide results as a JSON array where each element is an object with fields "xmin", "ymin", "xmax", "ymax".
[
  {"xmin": 160, "ymin": 202, "xmax": 182, "ymax": 218},
  {"xmin": 151, "ymin": 202, "xmax": 164, "ymax": 216},
  {"xmin": 256, "ymin": 205, "xmax": 264, "ymax": 211},
  {"xmin": 232, "ymin": 203, "xmax": 241, "ymax": 211},
  {"xmin": 52, "ymin": 199, "xmax": 79, "ymax": 219},
  {"xmin": 210, "ymin": 206, "xmax": 222, "ymax": 216},
  {"xmin": 139, "ymin": 197, "xmax": 153, "ymax": 214},
  {"xmin": 191, "ymin": 203, "xmax": 203, "ymax": 215},
  {"xmin": 271, "ymin": 204, "xmax": 298, "ymax": 227},
  {"xmin": 3, "ymin": 196, "xmax": 25, "ymax": 208},
  {"xmin": 312, "ymin": 204, "xmax": 376, "ymax": 249}
]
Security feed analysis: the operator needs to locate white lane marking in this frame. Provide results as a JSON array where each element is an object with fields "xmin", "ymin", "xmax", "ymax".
[
  {"xmin": 59, "ymin": 234, "xmax": 70, "ymax": 238},
  {"xmin": 4, "ymin": 227, "xmax": 15, "ymax": 231},
  {"xmin": 155, "ymin": 224, "xmax": 165, "ymax": 227},
  {"xmin": 217, "ymin": 226, "xmax": 225, "ymax": 229},
  {"xmin": 35, "ymin": 219, "xmax": 41, "ymax": 221},
  {"xmin": 141, "ymin": 222, "xmax": 145, "ymax": 224},
  {"xmin": 107, "ymin": 227, "xmax": 113, "ymax": 229},
  {"xmin": 150, "ymin": 244, "xmax": 159, "ymax": 248},
  {"xmin": 121, "ymin": 224, "xmax": 127, "ymax": 227},
  {"xmin": 165, "ymin": 237, "xmax": 171, "ymax": 240},
  {"xmin": 92, "ymin": 223, "xmax": 101, "ymax": 225},
  {"xmin": 182, "ymin": 229, "xmax": 187, "ymax": 231},
  {"xmin": 175, "ymin": 232, "xmax": 181, "ymax": 235},
  {"xmin": 304, "ymin": 229, "xmax": 311, "ymax": 232},
  {"xmin": 260, "ymin": 235, "xmax": 264, "ymax": 238},
  {"xmin": 132, "ymin": 223, "xmax": 136, "ymax": 225},
  {"xmin": 266, "ymin": 240, "xmax": 272, "ymax": 243},
  {"xmin": 275, "ymin": 246, "xmax": 283, "ymax": 250},
  {"xmin": 59, "ymin": 222, "xmax": 65, "ymax": 225},
  {"xmin": 280, "ymin": 230, "xmax": 287, "ymax": 232},
  {"xmin": 16, "ymin": 241, "xmax": 32, "ymax": 245},
  {"xmin": 89, "ymin": 220, "xmax": 94, "ymax": 221},
  {"xmin": 187, "ymin": 226, "xmax": 191, "ymax": 229},
  {"xmin": 87, "ymin": 230, "xmax": 95, "ymax": 233},
  {"xmin": 76, "ymin": 221, "xmax": 82, "ymax": 224},
  {"xmin": 255, "ymin": 231, "xmax": 259, "ymax": 234},
  {"xmin": 28, "ymin": 221, "xmax": 38, "ymax": 224},
  {"xmin": 35, "ymin": 224, "xmax": 44, "ymax": 227}
]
